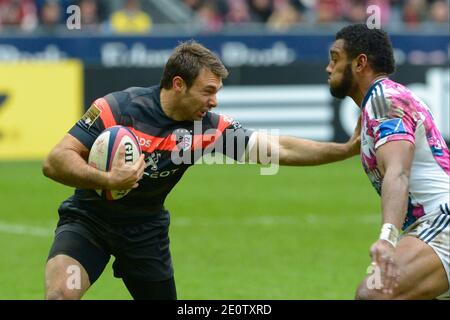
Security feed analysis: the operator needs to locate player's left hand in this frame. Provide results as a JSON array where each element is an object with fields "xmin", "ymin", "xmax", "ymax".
[{"xmin": 369, "ymin": 239, "xmax": 400, "ymax": 295}]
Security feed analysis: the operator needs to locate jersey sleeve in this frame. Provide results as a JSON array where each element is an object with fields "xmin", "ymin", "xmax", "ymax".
[
  {"xmin": 206, "ymin": 114, "xmax": 254, "ymax": 162},
  {"xmin": 68, "ymin": 93, "xmax": 124, "ymax": 149},
  {"xmin": 369, "ymin": 90, "xmax": 417, "ymax": 150}
]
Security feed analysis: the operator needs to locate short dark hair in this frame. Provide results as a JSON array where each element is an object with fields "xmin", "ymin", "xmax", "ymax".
[
  {"xmin": 160, "ymin": 40, "xmax": 229, "ymax": 89},
  {"xmin": 336, "ymin": 24, "xmax": 396, "ymax": 75}
]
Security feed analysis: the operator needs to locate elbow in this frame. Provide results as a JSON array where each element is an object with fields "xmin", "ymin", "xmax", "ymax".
[
  {"xmin": 399, "ymin": 171, "xmax": 410, "ymax": 186},
  {"xmin": 42, "ymin": 154, "xmax": 56, "ymax": 179},
  {"xmin": 42, "ymin": 158, "xmax": 52, "ymax": 178},
  {"xmin": 384, "ymin": 167, "xmax": 410, "ymax": 185},
  {"xmin": 395, "ymin": 167, "xmax": 411, "ymax": 180}
]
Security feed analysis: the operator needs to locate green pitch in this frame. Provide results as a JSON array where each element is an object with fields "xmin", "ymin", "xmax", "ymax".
[{"xmin": 0, "ymin": 158, "xmax": 380, "ymax": 299}]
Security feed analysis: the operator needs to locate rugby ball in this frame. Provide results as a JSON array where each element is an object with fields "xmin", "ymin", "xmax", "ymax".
[{"xmin": 88, "ymin": 125, "xmax": 141, "ymax": 200}]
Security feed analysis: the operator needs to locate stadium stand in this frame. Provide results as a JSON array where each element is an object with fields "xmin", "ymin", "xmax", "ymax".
[{"xmin": 0, "ymin": 0, "xmax": 448, "ymax": 33}]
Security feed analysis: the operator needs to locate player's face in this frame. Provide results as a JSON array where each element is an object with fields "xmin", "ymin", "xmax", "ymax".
[
  {"xmin": 326, "ymin": 39, "xmax": 354, "ymax": 99},
  {"xmin": 182, "ymin": 68, "xmax": 223, "ymax": 121}
]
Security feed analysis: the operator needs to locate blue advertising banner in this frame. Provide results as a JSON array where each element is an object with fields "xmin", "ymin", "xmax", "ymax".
[{"xmin": 0, "ymin": 34, "xmax": 448, "ymax": 67}]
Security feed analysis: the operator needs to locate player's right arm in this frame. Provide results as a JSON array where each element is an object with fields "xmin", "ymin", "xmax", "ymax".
[
  {"xmin": 42, "ymin": 134, "xmax": 145, "ymax": 190},
  {"xmin": 368, "ymin": 140, "xmax": 413, "ymax": 295}
]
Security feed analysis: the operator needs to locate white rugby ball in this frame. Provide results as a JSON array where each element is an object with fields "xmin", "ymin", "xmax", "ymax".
[{"xmin": 88, "ymin": 125, "xmax": 141, "ymax": 200}]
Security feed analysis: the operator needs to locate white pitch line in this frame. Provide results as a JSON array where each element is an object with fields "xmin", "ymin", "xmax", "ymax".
[
  {"xmin": 0, "ymin": 221, "xmax": 53, "ymax": 237},
  {"xmin": 171, "ymin": 214, "xmax": 380, "ymax": 227},
  {"xmin": 0, "ymin": 214, "xmax": 380, "ymax": 237}
]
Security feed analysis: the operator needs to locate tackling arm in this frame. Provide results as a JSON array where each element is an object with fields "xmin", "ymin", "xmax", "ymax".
[
  {"xmin": 247, "ymin": 116, "xmax": 361, "ymax": 166},
  {"xmin": 277, "ymin": 135, "xmax": 359, "ymax": 166}
]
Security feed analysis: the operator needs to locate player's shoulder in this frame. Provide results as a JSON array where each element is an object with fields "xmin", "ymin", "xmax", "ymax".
[
  {"xmin": 123, "ymin": 86, "xmax": 157, "ymax": 99},
  {"xmin": 100, "ymin": 85, "xmax": 158, "ymax": 112},
  {"xmin": 363, "ymin": 78, "xmax": 414, "ymax": 119},
  {"xmin": 379, "ymin": 78, "xmax": 413, "ymax": 98},
  {"xmin": 205, "ymin": 112, "xmax": 243, "ymax": 131},
  {"xmin": 124, "ymin": 86, "xmax": 160, "ymax": 109}
]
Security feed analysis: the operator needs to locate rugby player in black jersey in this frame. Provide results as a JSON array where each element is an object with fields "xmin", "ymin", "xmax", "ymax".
[{"xmin": 42, "ymin": 40, "xmax": 360, "ymax": 300}]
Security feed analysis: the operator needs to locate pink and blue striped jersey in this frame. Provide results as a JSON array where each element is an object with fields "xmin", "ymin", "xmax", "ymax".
[{"xmin": 360, "ymin": 78, "xmax": 450, "ymax": 229}]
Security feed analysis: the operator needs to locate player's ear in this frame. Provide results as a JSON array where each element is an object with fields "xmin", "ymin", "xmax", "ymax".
[
  {"xmin": 172, "ymin": 76, "xmax": 186, "ymax": 93},
  {"xmin": 355, "ymin": 54, "xmax": 368, "ymax": 72}
]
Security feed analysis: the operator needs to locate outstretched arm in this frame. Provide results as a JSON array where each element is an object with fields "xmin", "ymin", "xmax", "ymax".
[
  {"xmin": 277, "ymin": 133, "xmax": 359, "ymax": 165},
  {"xmin": 42, "ymin": 134, "xmax": 145, "ymax": 190},
  {"xmin": 248, "ymin": 116, "xmax": 361, "ymax": 166}
]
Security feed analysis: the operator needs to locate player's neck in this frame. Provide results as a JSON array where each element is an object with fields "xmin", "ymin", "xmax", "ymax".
[
  {"xmin": 351, "ymin": 72, "xmax": 388, "ymax": 107},
  {"xmin": 160, "ymin": 88, "xmax": 185, "ymax": 122}
]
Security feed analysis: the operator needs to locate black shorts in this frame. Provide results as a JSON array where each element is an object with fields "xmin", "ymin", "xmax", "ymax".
[{"xmin": 47, "ymin": 199, "xmax": 174, "ymax": 284}]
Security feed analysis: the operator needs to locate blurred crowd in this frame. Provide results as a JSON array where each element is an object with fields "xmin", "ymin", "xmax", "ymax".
[
  {"xmin": 0, "ymin": 0, "xmax": 152, "ymax": 33},
  {"xmin": 0, "ymin": 0, "xmax": 448, "ymax": 33},
  {"xmin": 188, "ymin": 0, "xmax": 450, "ymax": 31}
]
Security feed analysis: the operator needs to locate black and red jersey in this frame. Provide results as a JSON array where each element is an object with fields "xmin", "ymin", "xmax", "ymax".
[{"xmin": 66, "ymin": 85, "xmax": 253, "ymax": 220}]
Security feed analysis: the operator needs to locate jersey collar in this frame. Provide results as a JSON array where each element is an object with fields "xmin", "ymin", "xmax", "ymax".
[{"xmin": 361, "ymin": 77, "xmax": 388, "ymax": 109}]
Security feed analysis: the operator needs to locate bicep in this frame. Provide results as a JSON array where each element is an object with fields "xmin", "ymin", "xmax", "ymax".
[{"xmin": 375, "ymin": 140, "xmax": 415, "ymax": 176}]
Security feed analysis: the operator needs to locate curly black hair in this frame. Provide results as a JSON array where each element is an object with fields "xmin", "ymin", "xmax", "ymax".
[{"xmin": 336, "ymin": 24, "xmax": 396, "ymax": 75}]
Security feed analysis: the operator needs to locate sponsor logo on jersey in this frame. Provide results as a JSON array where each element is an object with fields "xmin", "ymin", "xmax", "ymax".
[
  {"xmin": 145, "ymin": 152, "xmax": 161, "ymax": 171},
  {"xmin": 221, "ymin": 114, "xmax": 234, "ymax": 124},
  {"xmin": 378, "ymin": 118, "xmax": 407, "ymax": 139},
  {"xmin": 230, "ymin": 120, "xmax": 242, "ymax": 130},
  {"xmin": 137, "ymin": 137, "xmax": 151, "ymax": 148},
  {"xmin": 148, "ymin": 168, "xmax": 179, "ymax": 179},
  {"xmin": 429, "ymin": 137, "xmax": 444, "ymax": 156},
  {"xmin": 81, "ymin": 103, "xmax": 102, "ymax": 128},
  {"xmin": 174, "ymin": 128, "xmax": 192, "ymax": 151}
]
